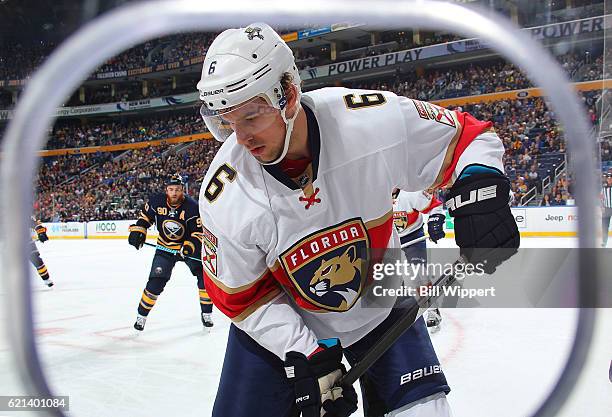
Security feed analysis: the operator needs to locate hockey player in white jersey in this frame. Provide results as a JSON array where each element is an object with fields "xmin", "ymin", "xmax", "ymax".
[
  {"xmin": 393, "ymin": 189, "xmax": 445, "ymax": 330},
  {"xmin": 197, "ymin": 23, "xmax": 519, "ymax": 417}
]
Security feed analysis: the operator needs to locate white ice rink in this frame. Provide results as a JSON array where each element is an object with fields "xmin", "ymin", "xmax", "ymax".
[{"xmin": 0, "ymin": 237, "xmax": 610, "ymax": 417}]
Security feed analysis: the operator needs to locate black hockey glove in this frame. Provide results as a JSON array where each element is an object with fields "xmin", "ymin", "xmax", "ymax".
[
  {"xmin": 285, "ymin": 339, "xmax": 358, "ymax": 417},
  {"xmin": 427, "ymin": 213, "xmax": 446, "ymax": 243},
  {"xmin": 446, "ymin": 168, "xmax": 519, "ymax": 274},
  {"xmin": 128, "ymin": 225, "xmax": 147, "ymax": 250},
  {"xmin": 35, "ymin": 225, "xmax": 49, "ymax": 243}
]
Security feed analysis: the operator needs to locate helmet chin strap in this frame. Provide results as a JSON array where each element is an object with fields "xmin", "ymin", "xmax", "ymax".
[{"xmin": 261, "ymin": 93, "xmax": 301, "ymax": 166}]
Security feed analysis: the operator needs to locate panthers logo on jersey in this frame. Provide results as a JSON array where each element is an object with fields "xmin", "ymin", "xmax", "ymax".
[
  {"xmin": 280, "ymin": 218, "xmax": 370, "ymax": 312},
  {"xmin": 393, "ymin": 211, "xmax": 409, "ymax": 233},
  {"xmin": 162, "ymin": 219, "xmax": 185, "ymax": 241}
]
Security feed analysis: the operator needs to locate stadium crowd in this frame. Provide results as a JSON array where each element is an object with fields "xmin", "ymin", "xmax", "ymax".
[
  {"xmin": 538, "ymin": 174, "xmax": 574, "ymax": 206},
  {"xmin": 95, "ymin": 32, "xmax": 215, "ymax": 74},
  {"xmin": 0, "ymin": 29, "xmax": 458, "ymax": 83},
  {"xmin": 1, "ymin": 22, "xmax": 604, "ymax": 107},
  {"xmin": 0, "ymin": 40, "xmax": 56, "ymax": 81},
  {"xmin": 30, "ymin": 50, "xmax": 603, "ymax": 153},
  {"xmin": 35, "ymin": 139, "xmax": 220, "ymax": 222},
  {"xmin": 51, "ymin": 47, "xmax": 612, "ymax": 107},
  {"xmin": 352, "ymin": 52, "xmax": 595, "ymax": 102},
  {"xmin": 33, "ymin": 85, "xmax": 595, "ymax": 222},
  {"xmin": 55, "ymin": 50, "xmax": 599, "ymax": 108},
  {"xmin": 47, "ymin": 111, "xmax": 202, "ymax": 149},
  {"xmin": 2, "ymin": 25, "xmax": 607, "ymax": 220}
]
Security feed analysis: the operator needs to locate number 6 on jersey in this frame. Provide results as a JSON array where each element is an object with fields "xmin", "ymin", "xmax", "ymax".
[{"xmin": 204, "ymin": 163, "xmax": 237, "ymax": 203}]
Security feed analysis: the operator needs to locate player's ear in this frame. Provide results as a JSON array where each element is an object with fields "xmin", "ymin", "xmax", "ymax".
[{"xmin": 285, "ymin": 83, "xmax": 299, "ymax": 115}]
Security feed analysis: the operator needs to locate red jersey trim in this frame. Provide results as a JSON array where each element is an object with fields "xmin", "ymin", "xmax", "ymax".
[
  {"xmin": 204, "ymin": 269, "xmax": 281, "ymax": 322},
  {"xmin": 206, "ymin": 212, "xmax": 395, "ymax": 318},
  {"xmin": 420, "ymin": 197, "xmax": 443, "ymax": 214}
]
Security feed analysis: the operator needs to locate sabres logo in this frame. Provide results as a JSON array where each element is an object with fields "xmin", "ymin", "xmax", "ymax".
[
  {"xmin": 280, "ymin": 218, "xmax": 369, "ymax": 312},
  {"xmin": 162, "ymin": 220, "xmax": 185, "ymax": 240},
  {"xmin": 393, "ymin": 211, "xmax": 409, "ymax": 233}
]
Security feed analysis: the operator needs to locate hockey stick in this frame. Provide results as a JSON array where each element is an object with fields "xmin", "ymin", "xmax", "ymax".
[
  {"xmin": 400, "ymin": 234, "xmax": 429, "ymax": 248},
  {"xmin": 338, "ymin": 256, "xmax": 466, "ymax": 386},
  {"xmin": 143, "ymin": 241, "xmax": 201, "ymax": 262}
]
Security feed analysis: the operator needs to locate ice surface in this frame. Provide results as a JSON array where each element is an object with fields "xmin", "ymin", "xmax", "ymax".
[{"xmin": 0, "ymin": 238, "xmax": 610, "ymax": 417}]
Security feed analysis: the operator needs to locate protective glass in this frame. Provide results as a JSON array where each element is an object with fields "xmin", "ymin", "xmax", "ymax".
[{"xmin": 200, "ymin": 97, "xmax": 280, "ymax": 142}]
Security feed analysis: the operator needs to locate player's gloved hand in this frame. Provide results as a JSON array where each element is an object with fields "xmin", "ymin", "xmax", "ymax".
[
  {"xmin": 179, "ymin": 241, "xmax": 196, "ymax": 259},
  {"xmin": 426, "ymin": 214, "xmax": 446, "ymax": 243},
  {"xmin": 446, "ymin": 167, "xmax": 520, "ymax": 274},
  {"xmin": 128, "ymin": 225, "xmax": 147, "ymax": 250},
  {"xmin": 285, "ymin": 339, "xmax": 358, "ymax": 417},
  {"xmin": 35, "ymin": 226, "xmax": 49, "ymax": 243}
]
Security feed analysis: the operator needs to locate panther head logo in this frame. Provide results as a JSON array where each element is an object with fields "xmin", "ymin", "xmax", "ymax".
[
  {"xmin": 393, "ymin": 212, "xmax": 409, "ymax": 233},
  {"xmin": 309, "ymin": 245, "xmax": 361, "ymax": 310},
  {"xmin": 245, "ymin": 27, "xmax": 264, "ymax": 40},
  {"xmin": 280, "ymin": 218, "xmax": 369, "ymax": 312}
]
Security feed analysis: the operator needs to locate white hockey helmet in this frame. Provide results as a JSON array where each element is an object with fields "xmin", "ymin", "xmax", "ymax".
[{"xmin": 197, "ymin": 23, "xmax": 302, "ymax": 165}]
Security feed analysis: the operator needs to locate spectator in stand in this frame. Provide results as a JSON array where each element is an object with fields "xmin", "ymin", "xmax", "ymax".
[
  {"xmin": 551, "ymin": 193, "xmax": 566, "ymax": 206},
  {"xmin": 540, "ymin": 194, "xmax": 552, "ymax": 207},
  {"xmin": 527, "ymin": 164, "xmax": 540, "ymax": 192},
  {"xmin": 601, "ymin": 139, "xmax": 612, "ymax": 162}
]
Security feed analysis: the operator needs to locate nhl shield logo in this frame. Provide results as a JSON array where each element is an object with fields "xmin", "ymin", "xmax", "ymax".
[
  {"xmin": 280, "ymin": 218, "xmax": 370, "ymax": 312},
  {"xmin": 162, "ymin": 219, "xmax": 185, "ymax": 240},
  {"xmin": 393, "ymin": 211, "xmax": 409, "ymax": 233}
]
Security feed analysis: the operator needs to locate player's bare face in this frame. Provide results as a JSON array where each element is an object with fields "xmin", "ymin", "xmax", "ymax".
[
  {"xmin": 221, "ymin": 98, "xmax": 285, "ymax": 163},
  {"xmin": 166, "ymin": 185, "xmax": 184, "ymax": 205}
]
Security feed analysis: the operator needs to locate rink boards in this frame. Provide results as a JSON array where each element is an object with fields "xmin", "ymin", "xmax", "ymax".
[{"xmin": 36, "ymin": 206, "xmax": 608, "ymax": 239}]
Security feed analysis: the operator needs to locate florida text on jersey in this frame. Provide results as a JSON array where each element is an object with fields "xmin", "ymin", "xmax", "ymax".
[{"xmin": 138, "ymin": 193, "xmax": 203, "ymax": 253}]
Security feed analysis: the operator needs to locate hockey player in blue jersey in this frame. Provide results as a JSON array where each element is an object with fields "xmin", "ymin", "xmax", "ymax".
[{"xmin": 128, "ymin": 174, "xmax": 213, "ymax": 330}]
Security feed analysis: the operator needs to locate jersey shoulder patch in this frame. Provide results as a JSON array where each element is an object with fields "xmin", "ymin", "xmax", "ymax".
[
  {"xmin": 410, "ymin": 99, "xmax": 458, "ymax": 128},
  {"xmin": 200, "ymin": 225, "xmax": 218, "ymax": 277}
]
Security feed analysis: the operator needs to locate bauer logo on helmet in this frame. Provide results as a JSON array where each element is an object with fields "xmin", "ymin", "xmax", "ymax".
[{"xmin": 201, "ymin": 89, "xmax": 224, "ymax": 97}]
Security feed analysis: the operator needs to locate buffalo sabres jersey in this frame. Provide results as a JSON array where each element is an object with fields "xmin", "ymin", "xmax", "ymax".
[
  {"xmin": 393, "ymin": 190, "xmax": 444, "ymax": 240},
  {"xmin": 199, "ymin": 87, "xmax": 504, "ymax": 359},
  {"xmin": 138, "ymin": 193, "xmax": 202, "ymax": 254},
  {"xmin": 30, "ymin": 216, "xmax": 46, "ymax": 241}
]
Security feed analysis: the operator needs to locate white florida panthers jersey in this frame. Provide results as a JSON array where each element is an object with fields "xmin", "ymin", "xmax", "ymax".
[
  {"xmin": 393, "ymin": 190, "xmax": 444, "ymax": 241},
  {"xmin": 199, "ymin": 87, "xmax": 504, "ymax": 359}
]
